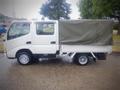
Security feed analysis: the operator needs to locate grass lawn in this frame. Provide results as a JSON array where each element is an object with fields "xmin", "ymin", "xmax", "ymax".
[
  {"xmin": 113, "ymin": 34, "xmax": 120, "ymax": 41},
  {"xmin": 0, "ymin": 43, "xmax": 4, "ymax": 53},
  {"xmin": 112, "ymin": 34, "xmax": 120, "ymax": 52},
  {"xmin": 0, "ymin": 36, "xmax": 4, "ymax": 53},
  {"xmin": 112, "ymin": 46, "xmax": 120, "ymax": 52}
]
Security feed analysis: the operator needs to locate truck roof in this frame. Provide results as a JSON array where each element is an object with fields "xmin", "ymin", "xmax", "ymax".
[
  {"xmin": 11, "ymin": 19, "xmax": 113, "ymax": 23},
  {"xmin": 11, "ymin": 19, "xmax": 57, "ymax": 23}
]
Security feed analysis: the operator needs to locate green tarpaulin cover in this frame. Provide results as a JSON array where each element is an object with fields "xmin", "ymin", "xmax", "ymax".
[{"xmin": 59, "ymin": 19, "xmax": 113, "ymax": 46}]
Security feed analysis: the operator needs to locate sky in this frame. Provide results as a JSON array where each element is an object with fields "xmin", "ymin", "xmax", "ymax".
[{"xmin": 0, "ymin": 0, "xmax": 80, "ymax": 19}]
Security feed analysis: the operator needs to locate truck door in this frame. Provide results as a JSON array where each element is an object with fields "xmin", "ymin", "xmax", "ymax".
[
  {"xmin": 4, "ymin": 22, "xmax": 31, "ymax": 58},
  {"xmin": 31, "ymin": 21, "xmax": 59, "ymax": 54}
]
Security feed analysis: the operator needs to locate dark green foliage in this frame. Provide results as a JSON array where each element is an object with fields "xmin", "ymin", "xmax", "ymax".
[
  {"xmin": 92, "ymin": 0, "xmax": 120, "ymax": 34},
  {"xmin": 79, "ymin": 0, "xmax": 94, "ymax": 19},
  {"xmin": 79, "ymin": 0, "xmax": 120, "ymax": 34},
  {"xmin": 79, "ymin": 0, "xmax": 120, "ymax": 20},
  {"xmin": 40, "ymin": 0, "xmax": 71, "ymax": 20},
  {"xmin": 92, "ymin": 0, "xmax": 120, "ymax": 20}
]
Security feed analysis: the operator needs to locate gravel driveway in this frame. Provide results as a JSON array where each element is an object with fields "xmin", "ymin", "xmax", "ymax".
[{"xmin": 0, "ymin": 53, "xmax": 120, "ymax": 90}]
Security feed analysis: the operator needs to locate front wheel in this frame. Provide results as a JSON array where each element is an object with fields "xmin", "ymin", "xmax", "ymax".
[{"xmin": 16, "ymin": 52, "xmax": 33, "ymax": 65}]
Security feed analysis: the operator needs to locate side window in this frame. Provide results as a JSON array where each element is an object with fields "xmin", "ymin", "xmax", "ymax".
[
  {"xmin": 36, "ymin": 23, "xmax": 54, "ymax": 35},
  {"xmin": 7, "ymin": 23, "xmax": 30, "ymax": 40}
]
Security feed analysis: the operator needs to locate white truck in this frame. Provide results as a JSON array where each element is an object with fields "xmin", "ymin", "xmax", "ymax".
[{"xmin": 4, "ymin": 19, "xmax": 113, "ymax": 65}]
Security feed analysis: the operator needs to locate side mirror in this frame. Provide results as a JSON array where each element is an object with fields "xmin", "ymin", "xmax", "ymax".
[{"xmin": 3, "ymin": 39, "xmax": 6, "ymax": 42}]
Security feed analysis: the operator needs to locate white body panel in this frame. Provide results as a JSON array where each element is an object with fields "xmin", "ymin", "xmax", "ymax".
[
  {"xmin": 30, "ymin": 21, "xmax": 59, "ymax": 54},
  {"xmin": 61, "ymin": 45, "xmax": 112, "ymax": 53},
  {"xmin": 4, "ymin": 33, "xmax": 31, "ymax": 58}
]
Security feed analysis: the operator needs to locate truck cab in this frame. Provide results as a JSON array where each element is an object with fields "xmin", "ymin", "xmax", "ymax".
[{"xmin": 4, "ymin": 20, "xmax": 59, "ymax": 65}]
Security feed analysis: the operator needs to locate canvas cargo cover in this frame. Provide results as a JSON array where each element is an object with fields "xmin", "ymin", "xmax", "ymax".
[{"xmin": 59, "ymin": 20, "xmax": 113, "ymax": 46}]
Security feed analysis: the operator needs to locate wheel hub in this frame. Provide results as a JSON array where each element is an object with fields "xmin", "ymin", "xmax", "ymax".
[
  {"xmin": 19, "ymin": 54, "xmax": 29, "ymax": 64},
  {"xmin": 78, "ymin": 56, "xmax": 88, "ymax": 65}
]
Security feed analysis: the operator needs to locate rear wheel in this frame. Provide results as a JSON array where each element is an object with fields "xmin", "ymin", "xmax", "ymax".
[
  {"xmin": 74, "ymin": 54, "xmax": 89, "ymax": 66},
  {"xmin": 16, "ymin": 52, "xmax": 33, "ymax": 65}
]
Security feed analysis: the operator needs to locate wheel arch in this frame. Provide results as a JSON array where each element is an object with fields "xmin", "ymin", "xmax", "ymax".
[
  {"xmin": 74, "ymin": 53, "xmax": 92, "ymax": 59},
  {"xmin": 15, "ymin": 49, "xmax": 33, "ymax": 58}
]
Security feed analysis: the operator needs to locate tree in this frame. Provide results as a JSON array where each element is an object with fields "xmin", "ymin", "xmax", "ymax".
[
  {"xmin": 78, "ymin": 0, "xmax": 94, "ymax": 19},
  {"xmin": 40, "ymin": 0, "xmax": 71, "ymax": 20},
  {"xmin": 78, "ymin": 0, "xmax": 120, "ymax": 34},
  {"xmin": 79, "ymin": 0, "xmax": 120, "ymax": 20},
  {"xmin": 92, "ymin": 0, "xmax": 120, "ymax": 34}
]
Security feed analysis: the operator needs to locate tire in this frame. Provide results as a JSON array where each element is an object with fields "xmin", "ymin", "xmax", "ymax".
[
  {"xmin": 75, "ymin": 54, "xmax": 89, "ymax": 66},
  {"xmin": 16, "ymin": 52, "xmax": 33, "ymax": 65}
]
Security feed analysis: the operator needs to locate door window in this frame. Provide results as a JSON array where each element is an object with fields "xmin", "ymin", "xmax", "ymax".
[
  {"xmin": 36, "ymin": 23, "xmax": 54, "ymax": 35},
  {"xmin": 7, "ymin": 22, "xmax": 30, "ymax": 40}
]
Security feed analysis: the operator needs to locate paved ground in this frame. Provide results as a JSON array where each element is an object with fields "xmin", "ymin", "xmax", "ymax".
[{"xmin": 0, "ymin": 53, "xmax": 120, "ymax": 90}]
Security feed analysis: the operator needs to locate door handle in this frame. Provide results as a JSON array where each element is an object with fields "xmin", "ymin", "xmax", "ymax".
[
  {"xmin": 26, "ymin": 41, "xmax": 31, "ymax": 44},
  {"xmin": 50, "ymin": 41, "xmax": 56, "ymax": 44}
]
